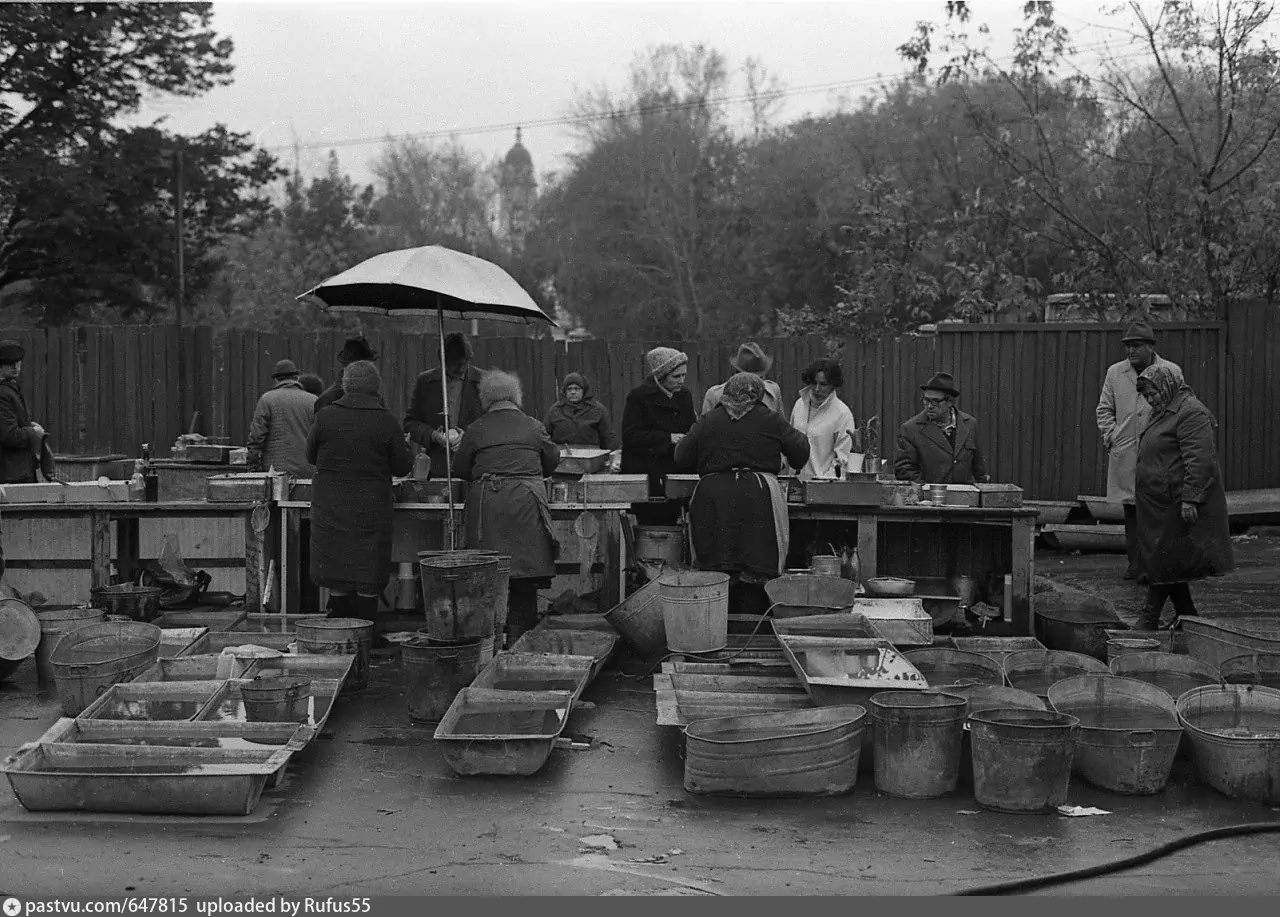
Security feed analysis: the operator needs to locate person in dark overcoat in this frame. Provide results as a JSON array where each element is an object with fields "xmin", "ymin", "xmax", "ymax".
[
  {"xmin": 0, "ymin": 340, "xmax": 55, "ymax": 485},
  {"xmin": 454, "ymin": 370, "xmax": 561, "ymax": 643},
  {"xmin": 314, "ymin": 335, "xmax": 379, "ymax": 413},
  {"xmin": 676, "ymin": 373, "xmax": 810, "ymax": 600},
  {"xmin": 1133, "ymin": 363, "xmax": 1233, "ymax": 629},
  {"xmin": 894, "ymin": 371, "xmax": 989, "ymax": 485},
  {"xmin": 621, "ymin": 347, "xmax": 697, "ymax": 525},
  {"xmin": 404, "ymin": 331, "xmax": 484, "ymax": 479},
  {"xmin": 307, "ymin": 361, "xmax": 413, "ymax": 619},
  {"xmin": 543, "ymin": 372, "xmax": 618, "ymax": 451}
]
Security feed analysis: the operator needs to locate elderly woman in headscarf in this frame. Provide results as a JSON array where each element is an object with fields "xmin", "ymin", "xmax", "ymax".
[
  {"xmin": 454, "ymin": 370, "xmax": 561, "ymax": 643},
  {"xmin": 1133, "ymin": 362, "xmax": 1233, "ymax": 630},
  {"xmin": 622, "ymin": 346, "xmax": 698, "ymax": 524},
  {"xmin": 307, "ymin": 361, "xmax": 413, "ymax": 619},
  {"xmin": 544, "ymin": 372, "xmax": 618, "ymax": 451},
  {"xmin": 675, "ymin": 373, "xmax": 810, "ymax": 611}
]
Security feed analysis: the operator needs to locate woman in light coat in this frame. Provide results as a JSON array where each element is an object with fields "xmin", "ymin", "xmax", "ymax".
[{"xmin": 789, "ymin": 359, "xmax": 857, "ymax": 480}]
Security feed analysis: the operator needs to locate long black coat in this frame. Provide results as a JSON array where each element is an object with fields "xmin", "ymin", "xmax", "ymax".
[
  {"xmin": 894, "ymin": 409, "xmax": 988, "ymax": 484},
  {"xmin": 404, "ymin": 366, "xmax": 484, "ymax": 477},
  {"xmin": 0, "ymin": 379, "xmax": 40, "ymax": 484},
  {"xmin": 1136, "ymin": 391, "xmax": 1233, "ymax": 584},
  {"xmin": 620, "ymin": 378, "xmax": 696, "ymax": 475},
  {"xmin": 307, "ymin": 393, "xmax": 413, "ymax": 593},
  {"xmin": 544, "ymin": 398, "xmax": 618, "ymax": 449}
]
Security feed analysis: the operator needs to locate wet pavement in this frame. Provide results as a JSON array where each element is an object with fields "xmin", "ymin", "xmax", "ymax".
[{"xmin": 2, "ymin": 538, "xmax": 1279, "ymax": 896}]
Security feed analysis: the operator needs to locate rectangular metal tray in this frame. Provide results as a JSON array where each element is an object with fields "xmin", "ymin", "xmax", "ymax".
[
  {"xmin": 133, "ymin": 655, "xmax": 262, "ymax": 683},
  {"xmin": 154, "ymin": 609, "xmax": 248, "ymax": 631},
  {"xmin": 249, "ymin": 654, "xmax": 355, "ymax": 688},
  {"xmin": 2, "ymin": 741, "xmax": 293, "ymax": 815},
  {"xmin": 777, "ymin": 635, "xmax": 928, "ymax": 707},
  {"xmin": 555, "ymin": 447, "xmax": 611, "ymax": 476},
  {"xmin": 161, "ymin": 627, "xmax": 209, "ymax": 658},
  {"xmin": 772, "ymin": 613, "xmax": 883, "ymax": 641},
  {"xmin": 185, "ymin": 631, "xmax": 296, "ymax": 654},
  {"xmin": 230, "ymin": 614, "xmax": 327, "ymax": 635},
  {"xmin": 509, "ymin": 629, "xmax": 617, "ymax": 682},
  {"xmin": 852, "ymin": 598, "xmax": 934, "ymax": 645},
  {"xmin": 434, "ymin": 687, "xmax": 572, "ymax": 776},
  {"xmin": 653, "ymin": 673, "xmax": 814, "ymax": 727},
  {"xmin": 197, "ymin": 678, "xmax": 342, "ymax": 732},
  {"xmin": 471, "ymin": 653, "xmax": 595, "ymax": 703},
  {"xmin": 32, "ymin": 716, "xmax": 310, "ymax": 751},
  {"xmin": 78, "ymin": 681, "xmax": 227, "ymax": 722}
]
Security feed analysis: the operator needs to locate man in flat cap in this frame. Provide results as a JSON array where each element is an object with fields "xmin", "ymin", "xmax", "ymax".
[
  {"xmin": 247, "ymin": 358, "xmax": 317, "ymax": 477},
  {"xmin": 1096, "ymin": 321, "xmax": 1181, "ymax": 583},
  {"xmin": 0, "ymin": 340, "xmax": 56, "ymax": 487},
  {"xmin": 894, "ymin": 371, "xmax": 989, "ymax": 484}
]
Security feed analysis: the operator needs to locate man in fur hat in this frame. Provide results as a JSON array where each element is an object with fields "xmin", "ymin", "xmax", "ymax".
[{"xmin": 314, "ymin": 335, "xmax": 379, "ymax": 413}]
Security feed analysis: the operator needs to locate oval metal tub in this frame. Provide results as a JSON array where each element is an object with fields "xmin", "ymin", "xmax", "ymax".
[
  {"xmin": 1176, "ymin": 684, "xmax": 1280, "ymax": 805},
  {"xmin": 683, "ymin": 706, "xmax": 866, "ymax": 797},
  {"xmin": 1109, "ymin": 652, "xmax": 1221, "ymax": 701}
]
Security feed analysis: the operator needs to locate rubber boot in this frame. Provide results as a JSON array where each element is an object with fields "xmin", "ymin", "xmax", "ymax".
[
  {"xmin": 1122, "ymin": 504, "xmax": 1140, "ymax": 580},
  {"xmin": 1167, "ymin": 583, "xmax": 1198, "ymax": 629},
  {"xmin": 326, "ymin": 593, "xmax": 352, "ymax": 619},
  {"xmin": 1135, "ymin": 587, "xmax": 1165, "ymax": 631},
  {"xmin": 505, "ymin": 589, "xmax": 540, "ymax": 645}
]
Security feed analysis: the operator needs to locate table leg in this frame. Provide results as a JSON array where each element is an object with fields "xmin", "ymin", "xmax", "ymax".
[
  {"xmin": 857, "ymin": 513, "xmax": 879, "ymax": 580},
  {"xmin": 278, "ymin": 505, "xmax": 300, "ymax": 616},
  {"xmin": 1010, "ymin": 517, "xmax": 1034, "ymax": 635},
  {"xmin": 90, "ymin": 511, "xmax": 113, "ymax": 589},
  {"xmin": 115, "ymin": 516, "xmax": 141, "ymax": 586},
  {"xmin": 244, "ymin": 513, "xmax": 262, "ymax": 613}
]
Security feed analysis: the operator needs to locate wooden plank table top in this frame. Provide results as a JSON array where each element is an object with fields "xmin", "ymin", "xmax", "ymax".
[{"xmin": 0, "ymin": 501, "xmax": 261, "ymax": 513}]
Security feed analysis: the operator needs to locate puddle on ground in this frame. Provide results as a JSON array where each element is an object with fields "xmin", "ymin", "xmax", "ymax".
[
  {"xmin": 358, "ymin": 735, "xmax": 416, "ymax": 747},
  {"xmin": 488, "ymin": 678, "xmax": 581, "ymax": 693},
  {"xmin": 90, "ymin": 699, "xmax": 204, "ymax": 721},
  {"xmin": 449, "ymin": 708, "xmax": 566, "ymax": 736}
]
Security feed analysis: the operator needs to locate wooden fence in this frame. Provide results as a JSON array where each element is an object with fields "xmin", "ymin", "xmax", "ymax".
[{"xmin": 5, "ymin": 303, "xmax": 1276, "ymax": 501}]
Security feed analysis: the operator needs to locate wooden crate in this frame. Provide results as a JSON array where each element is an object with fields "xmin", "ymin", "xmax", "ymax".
[
  {"xmin": 151, "ymin": 462, "xmax": 223, "ymax": 502},
  {"xmin": 801, "ymin": 479, "xmax": 883, "ymax": 506},
  {"xmin": 976, "ymin": 483, "xmax": 1024, "ymax": 508}
]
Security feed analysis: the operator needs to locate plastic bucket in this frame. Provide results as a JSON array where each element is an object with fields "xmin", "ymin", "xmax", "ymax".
[
  {"xmin": 403, "ymin": 637, "xmax": 486, "ymax": 723},
  {"xmin": 870, "ymin": 691, "xmax": 967, "ymax": 798},
  {"xmin": 34, "ymin": 608, "xmax": 105, "ymax": 689},
  {"xmin": 604, "ymin": 579, "xmax": 667, "ymax": 657},
  {"xmin": 240, "ymin": 676, "xmax": 311, "ymax": 723},
  {"xmin": 635, "ymin": 526, "xmax": 684, "ymax": 567},
  {"xmin": 969, "ymin": 708, "xmax": 1079, "ymax": 812},
  {"xmin": 658, "ymin": 571, "xmax": 729, "ymax": 654},
  {"xmin": 89, "ymin": 584, "xmax": 164, "ymax": 623},
  {"xmin": 49, "ymin": 621, "xmax": 161, "ymax": 716},
  {"xmin": 296, "ymin": 618, "xmax": 374, "ymax": 692},
  {"xmin": 419, "ymin": 555, "xmax": 502, "ymax": 642},
  {"xmin": 1107, "ymin": 638, "xmax": 1161, "ymax": 662}
]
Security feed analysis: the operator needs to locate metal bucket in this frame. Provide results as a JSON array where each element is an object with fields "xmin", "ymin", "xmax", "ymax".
[
  {"xmin": 603, "ymin": 579, "xmax": 666, "ymax": 657},
  {"xmin": 240, "ymin": 676, "xmax": 311, "ymax": 723},
  {"xmin": 402, "ymin": 637, "xmax": 485, "ymax": 723},
  {"xmin": 658, "ymin": 571, "xmax": 729, "ymax": 654},
  {"xmin": 296, "ymin": 618, "xmax": 374, "ymax": 693},
  {"xmin": 88, "ymin": 584, "xmax": 164, "ymax": 623},
  {"xmin": 970, "ymin": 709, "xmax": 1079, "ymax": 813},
  {"xmin": 419, "ymin": 551, "xmax": 511, "ymax": 640},
  {"xmin": 870, "ymin": 691, "xmax": 967, "ymax": 798},
  {"xmin": 34, "ymin": 608, "xmax": 105, "ymax": 689},
  {"xmin": 49, "ymin": 621, "xmax": 161, "ymax": 716},
  {"xmin": 419, "ymin": 554, "xmax": 501, "ymax": 642},
  {"xmin": 635, "ymin": 526, "xmax": 685, "ymax": 567}
]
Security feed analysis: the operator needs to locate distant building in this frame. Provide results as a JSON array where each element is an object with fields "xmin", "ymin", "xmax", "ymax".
[{"xmin": 497, "ymin": 127, "xmax": 536, "ymax": 253}]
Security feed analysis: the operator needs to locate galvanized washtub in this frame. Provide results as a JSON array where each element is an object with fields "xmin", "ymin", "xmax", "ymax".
[
  {"xmin": 471, "ymin": 653, "xmax": 594, "ymax": 703},
  {"xmin": 682, "ymin": 706, "xmax": 867, "ymax": 797},
  {"xmin": 433, "ymin": 687, "xmax": 572, "ymax": 776},
  {"xmin": 1177, "ymin": 684, "xmax": 1280, "ymax": 805},
  {"xmin": 1180, "ymin": 617, "xmax": 1280, "ymax": 671}
]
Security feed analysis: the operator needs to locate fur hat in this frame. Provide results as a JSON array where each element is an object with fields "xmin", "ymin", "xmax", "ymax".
[
  {"xmin": 443, "ymin": 331, "xmax": 473, "ymax": 364},
  {"xmin": 342, "ymin": 360, "xmax": 381, "ymax": 396},
  {"xmin": 338, "ymin": 336, "xmax": 377, "ymax": 365},
  {"xmin": 0, "ymin": 340, "xmax": 25, "ymax": 364},
  {"xmin": 480, "ymin": 369, "xmax": 523, "ymax": 410},
  {"xmin": 645, "ymin": 346, "xmax": 688, "ymax": 380},
  {"xmin": 561, "ymin": 372, "xmax": 590, "ymax": 397}
]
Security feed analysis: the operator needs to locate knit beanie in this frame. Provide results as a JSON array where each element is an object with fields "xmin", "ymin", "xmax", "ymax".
[
  {"xmin": 562, "ymin": 372, "xmax": 590, "ymax": 397},
  {"xmin": 645, "ymin": 347, "xmax": 688, "ymax": 380},
  {"xmin": 342, "ymin": 360, "xmax": 381, "ymax": 396}
]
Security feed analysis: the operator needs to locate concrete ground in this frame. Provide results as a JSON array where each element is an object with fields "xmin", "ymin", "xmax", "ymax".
[{"xmin": 2, "ymin": 536, "xmax": 1279, "ymax": 897}]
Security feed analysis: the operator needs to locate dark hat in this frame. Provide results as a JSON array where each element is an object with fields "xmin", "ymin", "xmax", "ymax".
[
  {"xmin": 920, "ymin": 371, "xmax": 960, "ymax": 398},
  {"xmin": 1121, "ymin": 322, "xmax": 1156, "ymax": 344},
  {"xmin": 730, "ymin": 341, "xmax": 773, "ymax": 376},
  {"xmin": 443, "ymin": 331, "xmax": 473, "ymax": 363},
  {"xmin": 338, "ymin": 335, "xmax": 377, "ymax": 365},
  {"xmin": 272, "ymin": 359, "xmax": 299, "ymax": 379},
  {"xmin": 0, "ymin": 340, "xmax": 24, "ymax": 364}
]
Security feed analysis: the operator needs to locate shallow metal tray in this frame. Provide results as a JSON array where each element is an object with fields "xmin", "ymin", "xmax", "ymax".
[
  {"xmin": 777, "ymin": 635, "xmax": 928, "ymax": 707},
  {"xmin": 471, "ymin": 653, "xmax": 594, "ymax": 703},
  {"xmin": 153, "ymin": 609, "xmax": 247, "ymax": 631},
  {"xmin": 161, "ymin": 627, "xmax": 208, "ymax": 658},
  {"xmin": 433, "ymin": 687, "xmax": 572, "ymax": 776},
  {"xmin": 230, "ymin": 614, "xmax": 328, "ymax": 635},
  {"xmin": 509, "ymin": 629, "xmax": 617, "ymax": 683},
  {"xmin": 249, "ymin": 653, "xmax": 355, "ymax": 689},
  {"xmin": 78, "ymin": 681, "xmax": 227, "ymax": 722},
  {"xmin": 184, "ymin": 631, "xmax": 295, "ymax": 654},
  {"xmin": 197, "ymin": 677, "xmax": 341, "ymax": 733},
  {"xmin": 132, "ymin": 655, "xmax": 261, "ymax": 683}
]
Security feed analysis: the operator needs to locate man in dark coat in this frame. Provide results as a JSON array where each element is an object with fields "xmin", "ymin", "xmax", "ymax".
[
  {"xmin": 404, "ymin": 331, "xmax": 484, "ymax": 479},
  {"xmin": 314, "ymin": 336, "xmax": 379, "ymax": 413},
  {"xmin": 307, "ymin": 361, "xmax": 413, "ymax": 620},
  {"xmin": 543, "ymin": 372, "xmax": 618, "ymax": 450},
  {"xmin": 0, "ymin": 340, "xmax": 54, "ymax": 485},
  {"xmin": 894, "ymin": 371, "xmax": 989, "ymax": 485},
  {"xmin": 247, "ymin": 359, "xmax": 317, "ymax": 476},
  {"xmin": 1133, "ymin": 363, "xmax": 1233, "ymax": 629}
]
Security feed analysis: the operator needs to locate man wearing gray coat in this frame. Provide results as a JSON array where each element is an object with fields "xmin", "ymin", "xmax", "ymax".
[
  {"xmin": 248, "ymin": 360, "xmax": 317, "ymax": 477},
  {"xmin": 1095, "ymin": 322, "xmax": 1181, "ymax": 582}
]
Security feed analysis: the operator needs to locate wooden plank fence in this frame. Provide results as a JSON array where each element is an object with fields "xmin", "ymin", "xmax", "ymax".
[{"xmin": 5, "ymin": 303, "xmax": 1276, "ymax": 501}]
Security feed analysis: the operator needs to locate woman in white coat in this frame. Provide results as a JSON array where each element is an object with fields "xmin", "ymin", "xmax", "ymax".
[{"xmin": 790, "ymin": 359, "xmax": 857, "ymax": 480}]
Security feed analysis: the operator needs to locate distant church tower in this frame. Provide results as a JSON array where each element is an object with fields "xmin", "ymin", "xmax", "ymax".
[{"xmin": 498, "ymin": 127, "xmax": 536, "ymax": 253}]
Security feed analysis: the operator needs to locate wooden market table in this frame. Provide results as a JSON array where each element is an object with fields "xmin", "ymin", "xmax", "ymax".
[
  {"xmin": 787, "ymin": 503, "xmax": 1039, "ymax": 634},
  {"xmin": 0, "ymin": 501, "xmax": 266, "ymax": 610},
  {"xmin": 274, "ymin": 501, "xmax": 632, "ymax": 616}
]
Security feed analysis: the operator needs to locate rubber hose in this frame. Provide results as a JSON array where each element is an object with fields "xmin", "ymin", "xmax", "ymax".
[{"xmin": 951, "ymin": 821, "xmax": 1280, "ymax": 895}]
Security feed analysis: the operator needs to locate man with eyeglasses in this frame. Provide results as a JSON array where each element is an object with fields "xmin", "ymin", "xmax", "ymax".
[
  {"xmin": 894, "ymin": 371, "xmax": 989, "ymax": 485},
  {"xmin": 1096, "ymin": 322, "xmax": 1181, "ymax": 583}
]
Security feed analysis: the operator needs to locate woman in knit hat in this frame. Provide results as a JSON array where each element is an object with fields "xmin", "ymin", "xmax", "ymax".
[
  {"xmin": 620, "ymin": 346, "xmax": 697, "ymax": 525},
  {"xmin": 544, "ymin": 372, "xmax": 618, "ymax": 451}
]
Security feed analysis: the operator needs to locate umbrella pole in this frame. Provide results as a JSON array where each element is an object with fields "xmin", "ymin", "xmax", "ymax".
[{"xmin": 439, "ymin": 304, "xmax": 456, "ymax": 551}]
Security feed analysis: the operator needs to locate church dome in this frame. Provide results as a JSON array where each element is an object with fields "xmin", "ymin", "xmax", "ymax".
[{"xmin": 504, "ymin": 127, "xmax": 533, "ymax": 170}]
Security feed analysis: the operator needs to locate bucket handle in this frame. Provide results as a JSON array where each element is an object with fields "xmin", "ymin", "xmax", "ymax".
[{"xmin": 1127, "ymin": 730, "xmax": 1157, "ymax": 747}]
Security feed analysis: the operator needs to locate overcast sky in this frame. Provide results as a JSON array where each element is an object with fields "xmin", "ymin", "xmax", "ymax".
[{"xmin": 132, "ymin": 1, "xmax": 1122, "ymax": 187}]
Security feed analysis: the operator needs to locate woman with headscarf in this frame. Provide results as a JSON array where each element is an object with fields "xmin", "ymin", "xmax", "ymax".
[
  {"xmin": 454, "ymin": 370, "xmax": 561, "ymax": 643},
  {"xmin": 621, "ymin": 347, "xmax": 697, "ymax": 525},
  {"xmin": 307, "ymin": 361, "xmax": 413, "ymax": 619},
  {"xmin": 544, "ymin": 372, "xmax": 618, "ymax": 451},
  {"xmin": 790, "ymin": 358, "xmax": 858, "ymax": 480},
  {"xmin": 1133, "ymin": 363, "xmax": 1233, "ymax": 630},
  {"xmin": 675, "ymin": 373, "xmax": 810, "ymax": 609}
]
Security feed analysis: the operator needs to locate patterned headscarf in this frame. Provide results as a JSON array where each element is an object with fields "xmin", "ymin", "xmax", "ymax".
[
  {"xmin": 719, "ymin": 372, "xmax": 765, "ymax": 421},
  {"xmin": 1137, "ymin": 362, "xmax": 1189, "ymax": 413}
]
